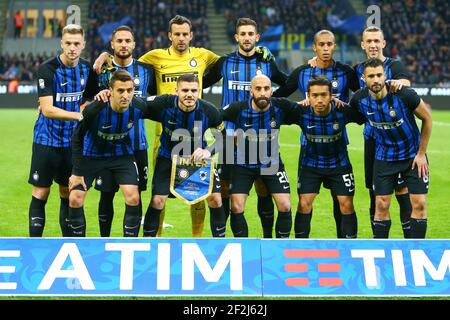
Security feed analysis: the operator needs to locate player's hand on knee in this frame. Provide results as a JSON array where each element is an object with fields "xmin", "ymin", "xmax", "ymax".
[
  {"xmin": 307, "ymin": 56, "xmax": 318, "ymax": 67},
  {"xmin": 94, "ymin": 89, "xmax": 111, "ymax": 103},
  {"xmin": 69, "ymin": 175, "xmax": 87, "ymax": 192},
  {"xmin": 412, "ymin": 153, "xmax": 429, "ymax": 178}
]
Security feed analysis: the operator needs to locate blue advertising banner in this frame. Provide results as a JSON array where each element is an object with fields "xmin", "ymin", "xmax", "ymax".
[
  {"xmin": 261, "ymin": 240, "xmax": 450, "ymax": 296},
  {"xmin": 1, "ymin": 239, "xmax": 449, "ymax": 296},
  {"xmin": 0, "ymin": 238, "xmax": 262, "ymax": 296}
]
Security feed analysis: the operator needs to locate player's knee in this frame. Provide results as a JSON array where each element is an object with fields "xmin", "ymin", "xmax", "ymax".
[
  {"xmin": 231, "ymin": 199, "xmax": 244, "ymax": 213},
  {"xmin": 32, "ymin": 187, "xmax": 50, "ymax": 201},
  {"xmin": 125, "ymin": 191, "xmax": 140, "ymax": 206},
  {"xmin": 339, "ymin": 198, "xmax": 354, "ymax": 214},
  {"xmin": 375, "ymin": 196, "xmax": 390, "ymax": 211},
  {"xmin": 411, "ymin": 197, "xmax": 427, "ymax": 216},
  {"xmin": 207, "ymin": 193, "xmax": 222, "ymax": 208},
  {"xmin": 298, "ymin": 197, "xmax": 312, "ymax": 213},
  {"xmin": 69, "ymin": 191, "xmax": 85, "ymax": 208},
  {"xmin": 150, "ymin": 196, "xmax": 166, "ymax": 210},
  {"xmin": 276, "ymin": 199, "xmax": 291, "ymax": 212}
]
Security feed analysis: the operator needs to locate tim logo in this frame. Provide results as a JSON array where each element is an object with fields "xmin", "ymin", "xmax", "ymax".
[{"xmin": 284, "ymin": 249, "xmax": 342, "ymax": 287}]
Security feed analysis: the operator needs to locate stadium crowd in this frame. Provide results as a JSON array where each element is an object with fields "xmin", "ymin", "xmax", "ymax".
[{"xmin": 0, "ymin": 0, "xmax": 448, "ymax": 85}]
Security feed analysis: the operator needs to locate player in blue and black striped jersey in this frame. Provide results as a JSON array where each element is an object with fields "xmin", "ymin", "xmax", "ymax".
[
  {"xmin": 142, "ymin": 74, "xmax": 226, "ymax": 238},
  {"xmin": 69, "ymin": 70, "xmax": 155, "ymax": 237},
  {"xmin": 350, "ymin": 58, "xmax": 432, "ymax": 239},
  {"xmin": 28, "ymin": 24, "xmax": 97, "ymax": 237},
  {"xmin": 221, "ymin": 74, "xmax": 300, "ymax": 238},
  {"xmin": 94, "ymin": 26, "xmax": 155, "ymax": 237},
  {"xmin": 273, "ymin": 30, "xmax": 359, "ymax": 238},
  {"xmin": 203, "ymin": 18, "xmax": 288, "ymax": 238},
  {"xmin": 284, "ymin": 76, "xmax": 365, "ymax": 238},
  {"xmin": 354, "ymin": 26, "xmax": 413, "ymax": 238}
]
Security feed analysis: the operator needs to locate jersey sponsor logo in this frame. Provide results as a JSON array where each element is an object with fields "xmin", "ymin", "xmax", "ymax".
[
  {"xmin": 97, "ymin": 131, "xmax": 129, "ymax": 141},
  {"xmin": 369, "ymin": 118, "xmax": 404, "ymax": 130},
  {"xmin": 305, "ymin": 132, "xmax": 342, "ymax": 143},
  {"xmin": 228, "ymin": 80, "xmax": 251, "ymax": 91},
  {"xmin": 55, "ymin": 91, "xmax": 84, "ymax": 103},
  {"xmin": 162, "ymin": 71, "xmax": 199, "ymax": 83}
]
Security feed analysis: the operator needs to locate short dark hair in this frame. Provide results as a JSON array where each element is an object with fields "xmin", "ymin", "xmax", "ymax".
[
  {"xmin": 168, "ymin": 15, "xmax": 192, "ymax": 32},
  {"xmin": 176, "ymin": 73, "xmax": 200, "ymax": 86},
  {"xmin": 313, "ymin": 29, "xmax": 335, "ymax": 44},
  {"xmin": 307, "ymin": 75, "xmax": 332, "ymax": 93},
  {"xmin": 110, "ymin": 70, "xmax": 133, "ymax": 88},
  {"xmin": 235, "ymin": 18, "xmax": 258, "ymax": 33},
  {"xmin": 362, "ymin": 26, "xmax": 385, "ymax": 39},
  {"xmin": 112, "ymin": 25, "xmax": 134, "ymax": 41},
  {"xmin": 363, "ymin": 58, "xmax": 384, "ymax": 72}
]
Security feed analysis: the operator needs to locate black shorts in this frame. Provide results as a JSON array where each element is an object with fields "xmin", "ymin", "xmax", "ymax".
[
  {"xmin": 230, "ymin": 165, "xmax": 290, "ymax": 194},
  {"xmin": 152, "ymin": 156, "xmax": 221, "ymax": 196},
  {"xmin": 73, "ymin": 155, "xmax": 139, "ymax": 191},
  {"xmin": 28, "ymin": 143, "xmax": 72, "ymax": 187},
  {"xmin": 218, "ymin": 164, "xmax": 232, "ymax": 181},
  {"xmin": 297, "ymin": 166, "xmax": 355, "ymax": 196},
  {"xmin": 365, "ymin": 136, "xmax": 406, "ymax": 190},
  {"xmin": 95, "ymin": 150, "xmax": 148, "ymax": 192},
  {"xmin": 373, "ymin": 158, "xmax": 429, "ymax": 195}
]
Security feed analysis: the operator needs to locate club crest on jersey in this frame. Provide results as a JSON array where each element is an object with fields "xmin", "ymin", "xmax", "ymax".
[
  {"xmin": 133, "ymin": 77, "xmax": 140, "ymax": 86},
  {"xmin": 179, "ymin": 169, "xmax": 189, "ymax": 179},
  {"xmin": 189, "ymin": 58, "xmax": 197, "ymax": 67},
  {"xmin": 331, "ymin": 79, "xmax": 338, "ymax": 89},
  {"xmin": 96, "ymin": 178, "xmax": 102, "ymax": 186},
  {"xmin": 256, "ymin": 69, "xmax": 263, "ymax": 76},
  {"xmin": 270, "ymin": 118, "xmax": 277, "ymax": 128},
  {"xmin": 32, "ymin": 171, "xmax": 39, "ymax": 181},
  {"xmin": 80, "ymin": 78, "xmax": 85, "ymax": 86},
  {"xmin": 333, "ymin": 122, "xmax": 340, "ymax": 130},
  {"xmin": 39, "ymin": 79, "xmax": 45, "ymax": 89},
  {"xmin": 389, "ymin": 109, "xmax": 397, "ymax": 118},
  {"xmin": 127, "ymin": 121, "xmax": 133, "ymax": 129}
]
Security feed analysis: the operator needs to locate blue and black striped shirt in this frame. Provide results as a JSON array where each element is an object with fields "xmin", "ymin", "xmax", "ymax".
[
  {"xmin": 221, "ymin": 97, "xmax": 299, "ymax": 169},
  {"xmin": 34, "ymin": 55, "xmax": 97, "ymax": 147},
  {"xmin": 285, "ymin": 101, "xmax": 365, "ymax": 168},
  {"xmin": 350, "ymin": 87, "xmax": 421, "ymax": 161},
  {"xmin": 98, "ymin": 58, "xmax": 155, "ymax": 151},
  {"xmin": 354, "ymin": 57, "xmax": 410, "ymax": 139},
  {"xmin": 143, "ymin": 95, "xmax": 224, "ymax": 159}
]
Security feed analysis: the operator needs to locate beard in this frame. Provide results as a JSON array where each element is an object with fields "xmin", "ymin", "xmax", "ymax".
[
  {"xmin": 370, "ymin": 82, "xmax": 384, "ymax": 93},
  {"xmin": 115, "ymin": 50, "xmax": 132, "ymax": 60},
  {"xmin": 254, "ymin": 97, "xmax": 270, "ymax": 109},
  {"xmin": 239, "ymin": 42, "xmax": 255, "ymax": 53}
]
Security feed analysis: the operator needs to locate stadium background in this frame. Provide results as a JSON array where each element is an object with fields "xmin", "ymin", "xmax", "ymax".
[{"xmin": 0, "ymin": 0, "xmax": 448, "ymax": 239}]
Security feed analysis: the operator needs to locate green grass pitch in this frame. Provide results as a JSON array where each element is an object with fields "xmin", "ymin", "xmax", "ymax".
[{"xmin": 0, "ymin": 108, "xmax": 449, "ymax": 239}]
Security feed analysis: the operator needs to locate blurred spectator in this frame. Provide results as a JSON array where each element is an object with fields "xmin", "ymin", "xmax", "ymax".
[
  {"xmin": 14, "ymin": 11, "xmax": 24, "ymax": 38},
  {"xmin": 0, "ymin": 52, "xmax": 54, "ymax": 81}
]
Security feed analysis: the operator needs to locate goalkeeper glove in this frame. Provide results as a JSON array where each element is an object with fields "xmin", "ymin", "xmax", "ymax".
[{"xmin": 255, "ymin": 46, "xmax": 275, "ymax": 62}]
